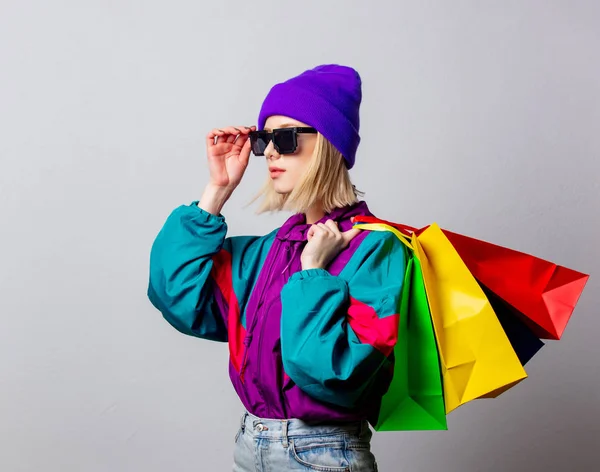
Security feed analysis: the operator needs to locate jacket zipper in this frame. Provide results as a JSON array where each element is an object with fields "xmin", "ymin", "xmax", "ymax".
[
  {"xmin": 255, "ymin": 243, "xmax": 297, "ymax": 415},
  {"xmin": 239, "ymin": 243, "xmax": 282, "ymax": 381},
  {"xmin": 254, "ymin": 297, "xmax": 276, "ymax": 415}
]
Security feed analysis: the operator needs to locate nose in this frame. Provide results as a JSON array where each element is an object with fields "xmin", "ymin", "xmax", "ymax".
[{"xmin": 264, "ymin": 140, "xmax": 281, "ymax": 161}]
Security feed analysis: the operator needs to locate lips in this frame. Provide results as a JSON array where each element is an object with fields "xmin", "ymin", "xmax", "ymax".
[{"xmin": 269, "ymin": 168, "xmax": 285, "ymax": 178}]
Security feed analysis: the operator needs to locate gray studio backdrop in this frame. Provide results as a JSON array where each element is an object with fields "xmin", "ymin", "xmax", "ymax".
[{"xmin": 1, "ymin": 1, "xmax": 598, "ymax": 471}]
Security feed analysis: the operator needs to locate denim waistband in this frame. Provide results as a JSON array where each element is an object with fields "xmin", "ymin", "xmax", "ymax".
[{"xmin": 239, "ymin": 411, "xmax": 370, "ymax": 442}]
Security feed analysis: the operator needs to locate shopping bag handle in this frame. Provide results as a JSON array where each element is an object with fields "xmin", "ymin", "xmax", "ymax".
[
  {"xmin": 352, "ymin": 222, "xmax": 414, "ymax": 251},
  {"xmin": 352, "ymin": 216, "xmax": 420, "ymax": 235}
]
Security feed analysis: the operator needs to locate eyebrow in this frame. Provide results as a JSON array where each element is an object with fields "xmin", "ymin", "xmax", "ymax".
[{"xmin": 264, "ymin": 123, "xmax": 297, "ymax": 131}]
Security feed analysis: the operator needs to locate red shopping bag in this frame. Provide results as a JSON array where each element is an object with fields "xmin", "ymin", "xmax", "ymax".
[
  {"xmin": 352, "ymin": 216, "xmax": 589, "ymax": 340},
  {"xmin": 444, "ymin": 230, "xmax": 589, "ymax": 340}
]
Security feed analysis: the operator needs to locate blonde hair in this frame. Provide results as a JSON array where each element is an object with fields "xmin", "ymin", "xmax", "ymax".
[{"xmin": 251, "ymin": 133, "xmax": 363, "ymax": 214}]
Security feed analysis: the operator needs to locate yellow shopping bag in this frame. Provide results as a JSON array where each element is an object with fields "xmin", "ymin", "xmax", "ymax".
[
  {"xmin": 354, "ymin": 220, "xmax": 528, "ymax": 413},
  {"xmin": 413, "ymin": 223, "xmax": 527, "ymax": 413}
]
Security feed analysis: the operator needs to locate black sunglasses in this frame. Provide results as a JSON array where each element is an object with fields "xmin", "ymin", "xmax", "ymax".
[{"xmin": 249, "ymin": 127, "xmax": 317, "ymax": 156}]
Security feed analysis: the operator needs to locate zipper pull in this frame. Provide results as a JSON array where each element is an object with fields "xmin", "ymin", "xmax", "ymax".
[{"xmin": 281, "ymin": 243, "xmax": 299, "ymax": 274}]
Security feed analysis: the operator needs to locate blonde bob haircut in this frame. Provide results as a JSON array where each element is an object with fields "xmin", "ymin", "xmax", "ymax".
[{"xmin": 252, "ymin": 132, "xmax": 363, "ymax": 215}]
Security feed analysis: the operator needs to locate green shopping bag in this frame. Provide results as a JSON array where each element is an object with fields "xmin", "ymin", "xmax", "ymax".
[{"xmin": 375, "ymin": 247, "xmax": 447, "ymax": 431}]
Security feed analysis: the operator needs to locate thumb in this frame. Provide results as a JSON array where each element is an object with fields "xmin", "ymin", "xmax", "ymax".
[{"xmin": 341, "ymin": 227, "xmax": 361, "ymax": 247}]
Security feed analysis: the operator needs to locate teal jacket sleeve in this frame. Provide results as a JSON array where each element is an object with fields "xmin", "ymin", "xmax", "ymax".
[
  {"xmin": 147, "ymin": 202, "xmax": 272, "ymax": 345},
  {"xmin": 280, "ymin": 231, "xmax": 407, "ymax": 409}
]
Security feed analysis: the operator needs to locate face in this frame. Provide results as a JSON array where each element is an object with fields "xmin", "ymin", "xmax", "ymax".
[{"xmin": 262, "ymin": 115, "xmax": 317, "ymax": 194}]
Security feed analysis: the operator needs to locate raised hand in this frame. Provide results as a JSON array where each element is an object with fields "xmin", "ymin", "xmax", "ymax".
[
  {"xmin": 205, "ymin": 125, "xmax": 256, "ymax": 190},
  {"xmin": 301, "ymin": 220, "xmax": 361, "ymax": 270}
]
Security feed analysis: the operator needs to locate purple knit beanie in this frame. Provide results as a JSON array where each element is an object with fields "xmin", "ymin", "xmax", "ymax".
[{"xmin": 257, "ymin": 64, "xmax": 362, "ymax": 169}]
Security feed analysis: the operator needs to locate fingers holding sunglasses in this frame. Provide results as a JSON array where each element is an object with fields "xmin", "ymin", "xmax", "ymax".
[
  {"xmin": 233, "ymin": 126, "xmax": 257, "ymax": 154},
  {"xmin": 232, "ymin": 129, "xmax": 250, "ymax": 152},
  {"xmin": 233, "ymin": 125, "xmax": 256, "ymax": 141},
  {"xmin": 206, "ymin": 126, "xmax": 252, "ymax": 145},
  {"xmin": 237, "ymin": 136, "xmax": 253, "ymax": 166},
  {"xmin": 225, "ymin": 126, "xmax": 254, "ymax": 136},
  {"xmin": 206, "ymin": 128, "xmax": 226, "ymax": 147},
  {"xmin": 206, "ymin": 126, "xmax": 256, "ymax": 152},
  {"xmin": 214, "ymin": 126, "xmax": 239, "ymax": 144}
]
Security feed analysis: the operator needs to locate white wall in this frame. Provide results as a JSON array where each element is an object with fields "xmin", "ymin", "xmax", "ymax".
[{"xmin": 1, "ymin": 1, "xmax": 598, "ymax": 470}]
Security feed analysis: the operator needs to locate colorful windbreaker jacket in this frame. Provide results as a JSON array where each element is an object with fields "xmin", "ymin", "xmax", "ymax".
[{"xmin": 147, "ymin": 200, "xmax": 406, "ymax": 425}]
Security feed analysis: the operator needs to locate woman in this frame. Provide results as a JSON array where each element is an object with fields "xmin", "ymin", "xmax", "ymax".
[{"xmin": 148, "ymin": 64, "xmax": 406, "ymax": 471}]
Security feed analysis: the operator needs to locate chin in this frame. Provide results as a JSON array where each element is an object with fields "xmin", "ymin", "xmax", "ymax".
[{"xmin": 273, "ymin": 183, "xmax": 293, "ymax": 194}]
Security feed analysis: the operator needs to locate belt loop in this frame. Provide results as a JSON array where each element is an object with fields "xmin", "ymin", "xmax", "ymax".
[{"xmin": 281, "ymin": 420, "xmax": 289, "ymax": 449}]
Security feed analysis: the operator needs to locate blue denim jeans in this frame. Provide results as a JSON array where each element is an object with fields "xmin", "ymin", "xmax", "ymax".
[{"xmin": 232, "ymin": 411, "xmax": 378, "ymax": 472}]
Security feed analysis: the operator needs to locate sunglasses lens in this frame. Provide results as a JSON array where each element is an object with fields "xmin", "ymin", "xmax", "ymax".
[
  {"xmin": 250, "ymin": 131, "xmax": 270, "ymax": 156},
  {"xmin": 273, "ymin": 129, "xmax": 296, "ymax": 154}
]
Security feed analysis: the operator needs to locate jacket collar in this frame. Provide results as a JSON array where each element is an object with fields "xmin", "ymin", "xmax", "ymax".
[{"xmin": 276, "ymin": 201, "xmax": 372, "ymax": 242}]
